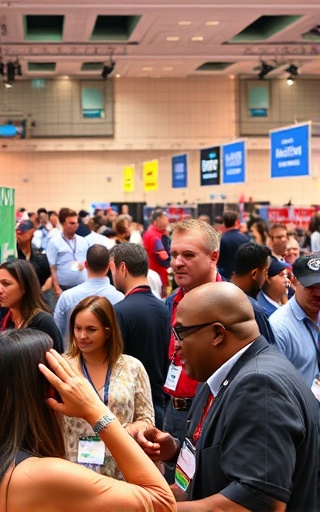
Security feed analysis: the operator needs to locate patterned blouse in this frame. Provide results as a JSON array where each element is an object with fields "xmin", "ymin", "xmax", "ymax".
[{"xmin": 63, "ymin": 353, "xmax": 155, "ymax": 480}]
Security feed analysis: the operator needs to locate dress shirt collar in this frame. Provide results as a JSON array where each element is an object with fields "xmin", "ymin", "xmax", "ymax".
[
  {"xmin": 261, "ymin": 291, "xmax": 281, "ymax": 309},
  {"xmin": 207, "ymin": 342, "xmax": 253, "ymax": 397},
  {"xmin": 289, "ymin": 295, "xmax": 320, "ymax": 326}
]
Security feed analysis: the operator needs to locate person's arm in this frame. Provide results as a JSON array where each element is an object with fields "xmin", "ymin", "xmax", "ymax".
[
  {"xmin": 41, "ymin": 276, "xmax": 52, "ymax": 293},
  {"xmin": 50, "ymin": 264, "xmax": 62, "ymax": 297},
  {"xmin": 38, "ymin": 350, "xmax": 176, "ymax": 512},
  {"xmin": 53, "ymin": 295, "xmax": 67, "ymax": 341},
  {"xmin": 132, "ymin": 424, "xmax": 180, "ymax": 463},
  {"xmin": 176, "ymin": 494, "xmax": 285, "ymax": 511}
]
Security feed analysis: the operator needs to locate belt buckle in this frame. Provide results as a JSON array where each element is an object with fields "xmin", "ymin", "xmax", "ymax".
[
  {"xmin": 173, "ymin": 397, "xmax": 189, "ymax": 410},
  {"xmin": 175, "ymin": 398, "xmax": 185, "ymax": 409}
]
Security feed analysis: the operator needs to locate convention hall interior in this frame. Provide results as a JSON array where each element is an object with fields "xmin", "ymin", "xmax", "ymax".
[{"xmin": 0, "ymin": 0, "xmax": 319, "ymax": 217}]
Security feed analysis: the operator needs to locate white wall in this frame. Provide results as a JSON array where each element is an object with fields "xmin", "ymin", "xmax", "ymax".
[{"xmin": 0, "ymin": 76, "xmax": 319, "ymax": 212}]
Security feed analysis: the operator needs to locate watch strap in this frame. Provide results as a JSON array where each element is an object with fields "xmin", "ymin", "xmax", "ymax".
[{"xmin": 92, "ymin": 412, "xmax": 116, "ymax": 435}]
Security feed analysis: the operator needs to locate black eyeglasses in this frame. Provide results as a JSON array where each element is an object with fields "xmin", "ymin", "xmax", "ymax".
[{"xmin": 172, "ymin": 321, "xmax": 217, "ymax": 342}]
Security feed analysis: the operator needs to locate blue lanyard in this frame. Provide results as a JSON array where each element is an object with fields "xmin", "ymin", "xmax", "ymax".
[
  {"xmin": 81, "ymin": 356, "xmax": 112, "ymax": 405},
  {"xmin": 62, "ymin": 234, "xmax": 77, "ymax": 259}
]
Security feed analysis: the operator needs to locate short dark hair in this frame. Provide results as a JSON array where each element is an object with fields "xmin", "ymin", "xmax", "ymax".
[
  {"xmin": 37, "ymin": 208, "xmax": 48, "ymax": 216},
  {"xmin": 151, "ymin": 208, "xmax": 165, "ymax": 223},
  {"xmin": 223, "ymin": 210, "xmax": 238, "ymax": 228},
  {"xmin": 86, "ymin": 244, "xmax": 109, "ymax": 272},
  {"xmin": 110, "ymin": 243, "xmax": 148, "ymax": 277},
  {"xmin": 234, "ymin": 243, "xmax": 271, "ymax": 275},
  {"xmin": 58, "ymin": 208, "xmax": 77, "ymax": 224},
  {"xmin": 269, "ymin": 223, "xmax": 287, "ymax": 234}
]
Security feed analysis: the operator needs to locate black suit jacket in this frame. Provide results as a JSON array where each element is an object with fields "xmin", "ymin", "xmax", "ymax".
[{"xmin": 185, "ymin": 336, "xmax": 318, "ymax": 512}]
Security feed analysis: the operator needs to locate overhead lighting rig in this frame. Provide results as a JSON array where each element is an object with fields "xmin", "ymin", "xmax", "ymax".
[
  {"xmin": 285, "ymin": 64, "xmax": 299, "ymax": 86},
  {"xmin": 101, "ymin": 49, "xmax": 116, "ymax": 80},
  {"xmin": 258, "ymin": 61, "xmax": 274, "ymax": 80},
  {"xmin": 0, "ymin": 57, "xmax": 22, "ymax": 86}
]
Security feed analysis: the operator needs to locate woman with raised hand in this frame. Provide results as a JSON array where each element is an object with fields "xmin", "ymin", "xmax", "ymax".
[
  {"xmin": 0, "ymin": 329, "xmax": 176, "ymax": 512},
  {"xmin": 0, "ymin": 258, "xmax": 63, "ymax": 352},
  {"xmin": 63, "ymin": 295, "xmax": 155, "ymax": 479}
]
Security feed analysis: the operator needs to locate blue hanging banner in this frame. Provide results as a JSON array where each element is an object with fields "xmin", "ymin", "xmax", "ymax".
[
  {"xmin": 270, "ymin": 122, "xmax": 311, "ymax": 178},
  {"xmin": 172, "ymin": 154, "xmax": 187, "ymax": 188},
  {"xmin": 222, "ymin": 140, "xmax": 246, "ymax": 184},
  {"xmin": 200, "ymin": 146, "xmax": 221, "ymax": 186}
]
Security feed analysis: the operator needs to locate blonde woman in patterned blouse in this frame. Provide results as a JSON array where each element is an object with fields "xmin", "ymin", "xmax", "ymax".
[{"xmin": 63, "ymin": 295, "xmax": 155, "ymax": 479}]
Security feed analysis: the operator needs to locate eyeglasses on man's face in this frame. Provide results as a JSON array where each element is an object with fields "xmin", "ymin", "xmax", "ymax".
[{"xmin": 172, "ymin": 321, "xmax": 232, "ymax": 342}]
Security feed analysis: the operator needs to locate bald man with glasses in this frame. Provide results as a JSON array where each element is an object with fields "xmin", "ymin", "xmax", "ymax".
[{"xmin": 134, "ymin": 282, "xmax": 318, "ymax": 512}]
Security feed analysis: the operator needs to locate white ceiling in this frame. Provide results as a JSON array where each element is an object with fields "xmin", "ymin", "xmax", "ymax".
[{"xmin": 0, "ymin": 0, "xmax": 320, "ymax": 80}]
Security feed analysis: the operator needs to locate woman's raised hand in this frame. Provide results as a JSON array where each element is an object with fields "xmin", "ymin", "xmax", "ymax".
[{"xmin": 39, "ymin": 349, "xmax": 107, "ymax": 425}]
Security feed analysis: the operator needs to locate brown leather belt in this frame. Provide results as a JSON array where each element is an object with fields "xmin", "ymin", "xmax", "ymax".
[{"xmin": 172, "ymin": 397, "xmax": 193, "ymax": 410}]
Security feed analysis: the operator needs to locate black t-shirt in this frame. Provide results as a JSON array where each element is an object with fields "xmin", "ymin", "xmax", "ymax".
[
  {"xmin": 0, "ymin": 308, "xmax": 63, "ymax": 353},
  {"xmin": 17, "ymin": 246, "xmax": 51, "ymax": 287}
]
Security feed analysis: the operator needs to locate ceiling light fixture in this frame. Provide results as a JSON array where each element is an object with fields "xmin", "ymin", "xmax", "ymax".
[
  {"xmin": 258, "ymin": 61, "xmax": 274, "ymax": 80},
  {"xmin": 191, "ymin": 36, "xmax": 204, "ymax": 42},
  {"xmin": 101, "ymin": 61, "xmax": 115, "ymax": 79},
  {"xmin": 166, "ymin": 36, "xmax": 180, "ymax": 42},
  {"xmin": 0, "ymin": 57, "xmax": 22, "ymax": 86},
  {"xmin": 285, "ymin": 64, "xmax": 298, "ymax": 85},
  {"xmin": 101, "ymin": 50, "xmax": 115, "ymax": 80}
]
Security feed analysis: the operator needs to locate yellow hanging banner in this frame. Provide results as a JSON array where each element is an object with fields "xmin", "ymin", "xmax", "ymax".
[
  {"xmin": 123, "ymin": 165, "xmax": 135, "ymax": 192},
  {"xmin": 143, "ymin": 160, "xmax": 158, "ymax": 191}
]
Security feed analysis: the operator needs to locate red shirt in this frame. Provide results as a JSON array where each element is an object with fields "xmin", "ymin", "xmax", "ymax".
[
  {"xmin": 164, "ymin": 273, "xmax": 223, "ymax": 398},
  {"xmin": 143, "ymin": 225, "xmax": 169, "ymax": 287}
]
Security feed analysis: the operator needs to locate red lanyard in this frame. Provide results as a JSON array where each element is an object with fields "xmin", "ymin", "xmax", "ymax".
[
  {"xmin": 1, "ymin": 310, "xmax": 13, "ymax": 331},
  {"xmin": 193, "ymin": 392, "xmax": 214, "ymax": 443},
  {"xmin": 126, "ymin": 286, "xmax": 151, "ymax": 297}
]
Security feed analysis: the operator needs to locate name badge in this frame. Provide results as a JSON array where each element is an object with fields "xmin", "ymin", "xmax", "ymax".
[
  {"xmin": 71, "ymin": 261, "xmax": 79, "ymax": 272},
  {"xmin": 175, "ymin": 438, "xmax": 196, "ymax": 492},
  {"xmin": 77, "ymin": 436, "xmax": 105, "ymax": 465},
  {"xmin": 164, "ymin": 363, "xmax": 182, "ymax": 391}
]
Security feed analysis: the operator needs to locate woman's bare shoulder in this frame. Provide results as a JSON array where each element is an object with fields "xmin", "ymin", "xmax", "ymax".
[{"xmin": 7, "ymin": 456, "xmax": 144, "ymax": 512}]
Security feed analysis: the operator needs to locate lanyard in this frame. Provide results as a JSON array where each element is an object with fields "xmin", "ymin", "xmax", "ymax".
[
  {"xmin": 62, "ymin": 234, "xmax": 77, "ymax": 259},
  {"xmin": 193, "ymin": 391, "xmax": 214, "ymax": 444},
  {"xmin": 126, "ymin": 285, "xmax": 151, "ymax": 297},
  {"xmin": 81, "ymin": 356, "xmax": 112, "ymax": 405},
  {"xmin": 303, "ymin": 318, "xmax": 320, "ymax": 372},
  {"xmin": 1, "ymin": 310, "xmax": 13, "ymax": 331}
]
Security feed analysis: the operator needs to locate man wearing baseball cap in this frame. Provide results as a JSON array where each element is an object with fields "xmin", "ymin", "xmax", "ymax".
[
  {"xmin": 257, "ymin": 256, "xmax": 290, "ymax": 316},
  {"xmin": 270, "ymin": 255, "xmax": 320, "ymax": 387}
]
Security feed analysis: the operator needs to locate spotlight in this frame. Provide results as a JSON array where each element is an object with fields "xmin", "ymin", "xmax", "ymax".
[
  {"xmin": 258, "ymin": 61, "xmax": 274, "ymax": 80},
  {"xmin": 285, "ymin": 64, "xmax": 298, "ymax": 77},
  {"xmin": 101, "ymin": 61, "xmax": 115, "ymax": 80},
  {"xmin": 285, "ymin": 64, "xmax": 298, "ymax": 86},
  {"xmin": 6, "ymin": 61, "xmax": 15, "ymax": 82}
]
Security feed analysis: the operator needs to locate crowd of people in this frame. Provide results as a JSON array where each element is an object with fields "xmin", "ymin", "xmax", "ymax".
[{"xmin": 1, "ymin": 202, "xmax": 320, "ymax": 511}]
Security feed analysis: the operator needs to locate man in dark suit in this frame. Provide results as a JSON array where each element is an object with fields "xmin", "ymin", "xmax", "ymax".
[{"xmin": 134, "ymin": 282, "xmax": 318, "ymax": 512}]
